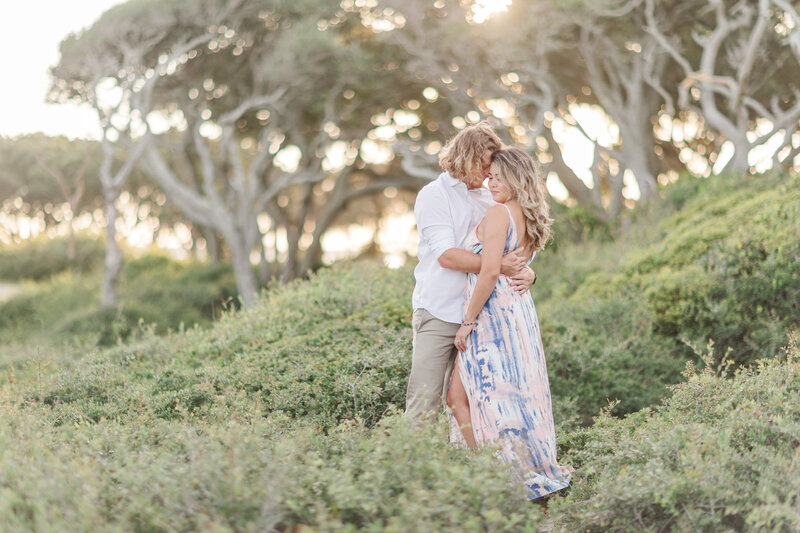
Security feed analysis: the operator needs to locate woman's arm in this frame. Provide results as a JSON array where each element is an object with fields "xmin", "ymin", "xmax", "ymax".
[{"xmin": 454, "ymin": 205, "xmax": 508, "ymax": 351}]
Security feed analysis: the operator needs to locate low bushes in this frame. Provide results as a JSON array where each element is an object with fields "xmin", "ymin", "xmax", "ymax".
[
  {"xmin": 19, "ymin": 262, "xmax": 413, "ymax": 431},
  {"xmin": 0, "ymin": 234, "xmax": 104, "ymax": 281},
  {"xmin": 540, "ymin": 172, "xmax": 800, "ymax": 417},
  {"xmin": 2, "ymin": 172, "xmax": 799, "ymax": 531},
  {"xmin": 551, "ymin": 340, "xmax": 800, "ymax": 532},
  {"xmin": 9, "ymin": 173, "xmax": 799, "ymax": 427},
  {"xmin": 0, "ymin": 252, "xmax": 238, "ymax": 346},
  {"xmin": 0, "ymin": 398, "xmax": 545, "ymax": 532},
  {"xmin": 4, "ymin": 285, "xmax": 799, "ymax": 531}
]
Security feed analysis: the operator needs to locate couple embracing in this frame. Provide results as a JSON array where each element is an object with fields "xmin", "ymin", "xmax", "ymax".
[{"xmin": 406, "ymin": 122, "xmax": 571, "ymax": 500}]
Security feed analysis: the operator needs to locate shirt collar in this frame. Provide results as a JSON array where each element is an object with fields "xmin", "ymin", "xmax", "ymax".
[
  {"xmin": 442, "ymin": 172, "xmax": 463, "ymax": 188},
  {"xmin": 443, "ymin": 172, "xmax": 486, "ymax": 194}
]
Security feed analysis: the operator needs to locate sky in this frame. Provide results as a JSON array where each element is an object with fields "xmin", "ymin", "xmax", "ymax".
[{"xmin": 0, "ymin": 0, "xmax": 124, "ymax": 140}]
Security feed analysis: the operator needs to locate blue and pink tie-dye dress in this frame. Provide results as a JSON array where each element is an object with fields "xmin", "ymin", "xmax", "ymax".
[{"xmin": 449, "ymin": 205, "xmax": 572, "ymax": 500}]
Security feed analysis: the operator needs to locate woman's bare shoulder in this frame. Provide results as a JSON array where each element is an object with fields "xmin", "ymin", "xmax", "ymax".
[
  {"xmin": 477, "ymin": 205, "xmax": 508, "ymax": 242},
  {"xmin": 485, "ymin": 204, "xmax": 509, "ymax": 219},
  {"xmin": 482, "ymin": 204, "xmax": 510, "ymax": 234},
  {"xmin": 486, "ymin": 204, "xmax": 511, "ymax": 227}
]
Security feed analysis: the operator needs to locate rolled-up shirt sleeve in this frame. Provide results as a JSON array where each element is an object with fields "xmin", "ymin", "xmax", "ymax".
[{"xmin": 415, "ymin": 187, "xmax": 455, "ymax": 260}]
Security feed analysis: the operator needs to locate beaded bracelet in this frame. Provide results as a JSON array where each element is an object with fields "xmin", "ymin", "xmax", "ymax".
[{"xmin": 461, "ymin": 321, "xmax": 476, "ymax": 327}]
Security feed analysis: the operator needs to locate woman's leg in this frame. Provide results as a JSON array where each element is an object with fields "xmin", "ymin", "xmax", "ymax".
[{"xmin": 446, "ymin": 358, "xmax": 476, "ymax": 448}]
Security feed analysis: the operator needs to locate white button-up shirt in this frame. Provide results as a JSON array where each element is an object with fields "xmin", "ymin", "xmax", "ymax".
[{"xmin": 412, "ymin": 172, "xmax": 494, "ymax": 324}]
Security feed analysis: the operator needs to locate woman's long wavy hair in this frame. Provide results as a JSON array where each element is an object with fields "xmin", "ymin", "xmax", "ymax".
[
  {"xmin": 439, "ymin": 121, "xmax": 502, "ymax": 181},
  {"xmin": 490, "ymin": 147, "xmax": 552, "ymax": 254}
]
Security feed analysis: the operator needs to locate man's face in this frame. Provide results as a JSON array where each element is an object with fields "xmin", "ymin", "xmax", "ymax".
[{"xmin": 464, "ymin": 149, "xmax": 494, "ymax": 189}]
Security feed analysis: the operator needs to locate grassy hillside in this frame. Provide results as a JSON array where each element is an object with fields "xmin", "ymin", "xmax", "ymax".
[
  {"xmin": 2, "ymin": 259, "xmax": 798, "ymax": 531},
  {"xmin": 0, "ymin": 172, "xmax": 798, "ymax": 531},
  {"xmin": 0, "ymin": 250, "xmax": 238, "ymax": 352}
]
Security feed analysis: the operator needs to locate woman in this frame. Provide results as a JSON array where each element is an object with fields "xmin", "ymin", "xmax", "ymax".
[{"xmin": 446, "ymin": 147, "xmax": 571, "ymax": 500}]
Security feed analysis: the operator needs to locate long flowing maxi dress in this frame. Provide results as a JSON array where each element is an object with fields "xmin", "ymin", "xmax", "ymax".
[{"xmin": 449, "ymin": 206, "xmax": 571, "ymax": 499}]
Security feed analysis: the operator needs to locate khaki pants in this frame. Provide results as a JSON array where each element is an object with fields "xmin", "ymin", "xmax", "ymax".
[{"xmin": 405, "ymin": 308, "xmax": 460, "ymax": 420}]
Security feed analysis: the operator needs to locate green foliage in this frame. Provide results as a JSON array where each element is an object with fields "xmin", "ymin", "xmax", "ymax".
[
  {"xmin": 539, "ymin": 172, "xmax": 800, "ymax": 418},
  {"xmin": 551, "ymin": 340, "xmax": 800, "ymax": 532},
  {"xmin": 23, "ymin": 262, "xmax": 411, "ymax": 430},
  {"xmin": 1, "ymin": 173, "xmax": 798, "ymax": 530},
  {"xmin": 0, "ymin": 396, "xmax": 545, "ymax": 532},
  {"xmin": 0, "ymin": 251, "xmax": 237, "ymax": 347},
  {"xmin": 547, "ymin": 202, "xmax": 615, "ymax": 250},
  {"xmin": 0, "ymin": 235, "xmax": 104, "ymax": 281},
  {"xmin": 542, "ymin": 291, "xmax": 683, "ymax": 418},
  {"xmin": 277, "ymin": 414, "xmax": 543, "ymax": 531},
  {"xmin": 1, "ymin": 262, "xmax": 550, "ymax": 530},
  {"xmin": 3, "ymin": 251, "xmax": 797, "ymax": 530},
  {"xmin": 0, "ymin": 134, "xmax": 103, "ymax": 209}
]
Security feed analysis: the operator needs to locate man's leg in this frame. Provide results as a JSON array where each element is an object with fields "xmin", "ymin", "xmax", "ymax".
[{"xmin": 406, "ymin": 308, "xmax": 460, "ymax": 421}]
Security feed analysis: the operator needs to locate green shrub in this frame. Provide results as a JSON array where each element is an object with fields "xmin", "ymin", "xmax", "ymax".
[
  {"xmin": 119, "ymin": 253, "xmax": 239, "ymax": 330},
  {"xmin": 0, "ymin": 399, "xmax": 290, "ymax": 532},
  {"xmin": 277, "ymin": 414, "xmax": 544, "ymax": 532},
  {"xmin": 550, "ymin": 340, "xmax": 800, "ymax": 532},
  {"xmin": 538, "ymin": 172, "xmax": 800, "ymax": 418},
  {"xmin": 0, "ymin": 235, "xmax": 104, "ymax": 281},
  {"xmin": 0, "ymin": 396, "xmax": 546, "ymax": 533},
  {"xmin": 18, "ymin": 262, "xmax": 412, "ymax": 431},
  {"xmin": 543, "ymin": 291, "xmax": 684, "ymax": 419},
  {"xmin": 0, "ymin": 253, "xmax": 238, "ymax": 347},
  {"xmin": 1, "ymin": 170, "xmax": 797, "ymax": 530},
  {"xmin": 12, "ymin": 173, "xmax": 799, "ymax": 427},
  {"xmin": 548, "ymin": 202, "xmax": 615, "ymax": 249}
]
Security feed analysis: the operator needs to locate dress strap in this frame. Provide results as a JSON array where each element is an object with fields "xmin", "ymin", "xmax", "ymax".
[
  {"xmin": 501, "ymin": 203, "xmax": 516, "ymax": 233},
  {"xmin": 499, "ymin": 202, "xmax": 520, "ymax": 251}
]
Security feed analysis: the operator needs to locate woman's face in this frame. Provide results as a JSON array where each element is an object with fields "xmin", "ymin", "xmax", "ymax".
[{"xmin": 487, "ymin": 162, "xmax": 512, "ymax": 203}]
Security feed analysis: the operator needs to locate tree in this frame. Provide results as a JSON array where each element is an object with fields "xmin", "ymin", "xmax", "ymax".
[
  {"xmin": 379, "ymin": 0, "xmax": 649, "ymax": 220},
  {"xmin": 0, "ymin": 135, "xmax": 104, "ymax": 244},
  {"xmin": 33, "ymin": 143, "xmax": 91, "ymax": 260},
  {"xmin": 49, "ymin": 1, "xmax": 176, "ymax": 307},
  {"xmin": 382, "ymin": 0, "xmax": 800, "ymax": 221},
  {"xmin": 51, "ymin": 0, "xmax": 432, "ymax": 305},
  {"xmin": 645, "ymin": 0, "xmax": 800, "ymax": 173}
]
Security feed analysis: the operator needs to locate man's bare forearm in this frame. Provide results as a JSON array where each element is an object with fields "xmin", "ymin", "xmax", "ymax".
[
  {"xmin": 437, "ymin": 248, "xmax": 482, "ymax": 273},
  {"xmin": 438, "ymin": 248, "xmax": 529, "ymax": 277}
]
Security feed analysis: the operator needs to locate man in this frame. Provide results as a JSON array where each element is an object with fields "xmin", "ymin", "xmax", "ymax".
[{"xmin": 406, "ymin": 122, "xmax": 536, "ymax": 419}]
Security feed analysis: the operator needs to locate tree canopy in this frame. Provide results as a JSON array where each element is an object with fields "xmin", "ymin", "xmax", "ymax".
[{"xmin": 17, "ymin": 0, "xmax": 798, "ymax": 302}]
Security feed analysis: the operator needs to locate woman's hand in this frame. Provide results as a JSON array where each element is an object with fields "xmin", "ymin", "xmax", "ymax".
[{"xmin": 454, "ymin": 323, "xmax": 476, "ymax": 352}]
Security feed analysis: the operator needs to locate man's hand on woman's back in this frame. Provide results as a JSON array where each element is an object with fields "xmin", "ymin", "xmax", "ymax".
[
  {"xmin": 504, "ymin": 248, "xmax": 536, "ymax": 294},
  {"xmin": 500, "ymin": 249, "xmax": 527, "ymax": 276}
]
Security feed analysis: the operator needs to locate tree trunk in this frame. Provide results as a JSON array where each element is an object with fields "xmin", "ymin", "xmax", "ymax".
[
  {"xmin": 227, "ymin": 234, "xmax": 259, "ymax": 308},
  {"xmin": 100, "ymin": 195, "xmax": 122, "ymax": 308},
  {"xmin": 258, "ymin": 238, "xmax": 270, "ymax": 285},
  {"xmin": 203, "ymin": 226, "xmax": 220, "ymax": 262},
  {"xmin": 617, "ymin": 113, "xmax": 660, "ymax": 202},
  {"xmin": 541, "ymin": 128, "xmax": 607, "ymax": 220},
  {"xmin": 66, "ymin": 218, "xmax": 76, "ymax": 262},
  {"xmin": 299, "ymin": 238, "xmax": 324, "ymax": 276},
  {"xmin": 282, "ymin": 225, "xmax": 301, "ymax": 283},
  {"xmin": 723, "ymin": 140, "xmax": 751, "ymax": 174}
]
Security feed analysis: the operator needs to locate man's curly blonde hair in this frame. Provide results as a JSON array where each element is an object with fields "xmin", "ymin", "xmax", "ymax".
[{"xmin": 438, "ymin": 121, "xmax": 502, "ymax": 180}]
